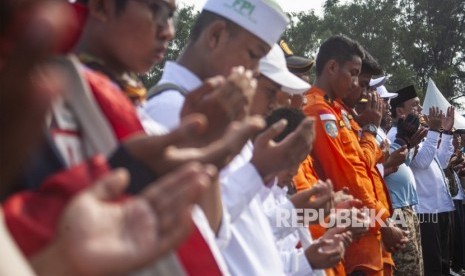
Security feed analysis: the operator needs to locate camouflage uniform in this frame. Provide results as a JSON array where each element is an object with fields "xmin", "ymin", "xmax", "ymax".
[{"xmin": 391, "ymin": 206, "xmax": 424, "ymax": 276}]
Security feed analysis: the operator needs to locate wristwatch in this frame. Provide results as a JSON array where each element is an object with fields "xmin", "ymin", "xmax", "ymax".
[
  {"xmin": 442, "ymin": 129, "xmax": 454, "ymax": 135},
  {"xmin": 362, "ymin": 123, "xmax": 378, "ymax": 136}
]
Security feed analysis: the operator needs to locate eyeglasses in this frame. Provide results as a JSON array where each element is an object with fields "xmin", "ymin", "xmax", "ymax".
[{"xmin": 132, "ymin": 0, "xmax": 175, "ymax": 27}]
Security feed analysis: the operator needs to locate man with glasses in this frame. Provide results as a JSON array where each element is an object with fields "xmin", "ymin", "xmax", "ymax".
[{"xmin": 3, "ymin": 0, "xmax": 265, "ymax": 275}]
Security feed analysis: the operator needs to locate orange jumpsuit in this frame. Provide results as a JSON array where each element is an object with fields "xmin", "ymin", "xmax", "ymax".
[
  {"xmin": 347, "ymin": 113, "xmax": 394, "ymax": 274},
  {"xmin": 294, "ymin": 155, "xmax": 346, "ymax": 276},
  {"xmin": 303, "ymin": 86, "xmax": 392, "ymax": 275}
]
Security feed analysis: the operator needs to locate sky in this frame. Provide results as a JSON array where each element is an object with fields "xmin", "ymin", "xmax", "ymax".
[{"xmin": 178, "ymin": 0, "xmax": 328, "ymax": 14}]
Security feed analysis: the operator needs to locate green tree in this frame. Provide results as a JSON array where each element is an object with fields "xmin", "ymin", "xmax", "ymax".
[
  {"xmin": 283, "ymin": 0, "xmax": 464, "ymax": 108},
  {"xmin": 139, "ymin": 1, "xmax": 464, "ymax": 110},
  {"xmin": 396, "ymin": 0, "xmax": 465, "ymax": 105}
]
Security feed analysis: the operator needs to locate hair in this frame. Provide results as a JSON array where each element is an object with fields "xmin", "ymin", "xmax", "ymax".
[
  {"xmin": 189, "ymin": 10, "xmax": 241, "ymax": 43},
  {"xmin": 361, "ymin": 50, "xmax": 382, "ymax": 76},
  {"xmin": 76, "ymin": 0, "xmax": 128, "ymax": 13},
  {"xmin": 0, "ymin": 1, "xmax": 13, "ymax": 35},
  {"xmin": 265, "ymin": 108, "xmax": 306, "ymax": 142},
  {"xmin": 390, "ymin": 102, "xmax": 404, "ymax": 119},
  {"xmin": 315, "ymin": 35, "xmax": 365, "ymax": 76}
]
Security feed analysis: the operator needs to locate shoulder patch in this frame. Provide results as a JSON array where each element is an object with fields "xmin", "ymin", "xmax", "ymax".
[
  {"xmin": 320, "ymin": 114, "xmax": 337, "ymax": 121},
  {"xmin": 324, "ymin": 120, "xmax": 339, "ymax": 138}
]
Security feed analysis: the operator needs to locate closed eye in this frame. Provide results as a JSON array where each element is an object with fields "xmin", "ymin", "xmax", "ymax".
[{"xmin": 248, "ymin": 49, "xmax": 260, "ymax": 60}]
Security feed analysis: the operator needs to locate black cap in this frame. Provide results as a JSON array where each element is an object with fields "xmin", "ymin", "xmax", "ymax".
[
  {"xmin": 279, "ymin": 40, "xmax": 314, "ymax": 74},
  {"xmin": 286, "ymin": 55, "xmax": 314, "ymax": 74},
  {"xmin": 390, "ymin": 85, "xmax": 418, "ymax": 109}
]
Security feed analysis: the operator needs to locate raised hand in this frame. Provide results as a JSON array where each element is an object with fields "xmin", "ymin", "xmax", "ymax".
[
  {"xmin": 251, "ymin": 117, "xmax": 315, "ymax": 182},
  {"xmin": 323, "ymin": 227, "xmax": 353, "ymax": 249},
  {"xmin": 427, "ymin": 106, "xmax": 444, "ymax": 131},
  {"xmin": 408, "ymin": 126, "xmax": 428, "ymax": 147},
  {"xmin": 384, "ymin": 145, "xmax": 407, "ymax": 169},
  {"xmin": 32, "ymin": 165, "xmax": 209, "ymax": 276},
  {"xmin": 442, "ymin": 106, "xmax": 455, "ymax": 131},
  {"xmin": 165, "ymin": 115, "xmax": 265, "ymax": 170},
  {"xmin": 396, "ymin": 113, "xmax": 421, "ymax": 141},
  {"xmin": 123, "ymin": 113, "xmax": 265, "ymax": 177},
  {"xmin": 305, "ymin": 227, "xmax": 352, "ymax": 269},
  {"xmin": 354, "ymin": 91, "xmax": 383, "ymax": 127},
  {"xmin": 290, "ymin": 180, "xmax": 334, "ymax": 223},
  {"xmin": 141, "ymin": 163, "xmax": 214, "ymax": 257},
  {"xmin": 380, "ymin": 221, "xmax": 409, "ymax": 252},
  {"xmin": 332, "ymin": 196, "xmax": 369, "ymax": 240},
  {"xmin": 180, "ymin": 66, "xmax": 257, "ymax": 145},
  {"xmin": 333, "ymin": 187, "xmax": 354, "ymax": 206},
  {"xmin": 345, "ymin": 207, "xmax": 370, "ymax": 240}
]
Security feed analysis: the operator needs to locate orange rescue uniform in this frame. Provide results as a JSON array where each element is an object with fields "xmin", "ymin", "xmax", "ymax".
[
  {"xmin": 347, "ymin": 114, "xmax": 395, "ymax": 272},
  {"xmin": 294, "ymin": 155, "xmax": 346, "ymax": 276},
  {"xmin": 303, "ymin": 86, "xmax": 392, "ymax": 275}
]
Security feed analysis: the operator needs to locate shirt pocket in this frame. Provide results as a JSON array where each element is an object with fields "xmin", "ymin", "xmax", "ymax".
[{"xmin": 339, "ymin": 127, "xmax": 360, "ymax": 157}]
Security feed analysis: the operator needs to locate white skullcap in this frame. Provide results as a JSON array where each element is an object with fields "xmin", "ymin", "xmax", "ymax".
[
  {"xmin": 376, "ymin": 85, "xmax": 398, "ymax": 99},
  {"xmin": 370, "ymin": 76, "xmax": 388, "ymax": 88},
  {"xmin": 202, "ymin": 0, "xmax": 289, "ymax": 47},
  {"xmin": 259, "ymin": 44, "xmax": 311, "ymax": 95}
]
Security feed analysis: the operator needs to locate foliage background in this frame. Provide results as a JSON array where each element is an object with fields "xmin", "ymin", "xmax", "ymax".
[{"xmin": 141, "ymin": 0, "xmax": 465, "ymax": 109}]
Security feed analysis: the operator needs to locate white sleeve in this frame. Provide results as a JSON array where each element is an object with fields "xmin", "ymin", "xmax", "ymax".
[
  {"xmin": 386, "ymin": 127, "xmax": 397, "ymax": 142},
  {"xmin": 410, "ymin": 131, "xmax": 439, "ymax": 169},
  {"xmin": 437, "ymin": 134, "xmax": 454, "ymax": 168},
  {"xmin": 0, "ymin": 210, "xmax": 36, "ymax": 276},
  {"xmin": 215, "ymin": 205, "xmax": 232, "ymax": 249},
  {"xmin": 280, "ymin": 242, "xmax": 325, "ymax": 276},
  {"xmin": 220, "ymin": 162, "xmax": 266, "ymax": 222},
  {"xmin": 144, "ymin": 91, "xmax": 185, "ymax": 130},
  {"xmin": 267, "ymin": 200, "xmax": 300, "ymax": 240}
]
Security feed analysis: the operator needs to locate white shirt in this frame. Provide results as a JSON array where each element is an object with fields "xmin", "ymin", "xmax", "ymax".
[
  {"xmin": 459, "ymin": 179, "xmax": 465, "ymax": 201},
  {"xmin": 141, "ymin": 62, "xmax": 232, "ymax": 274},
  {"xmin": 452, "ymin": 171, "xmax": 465, "ymax": 200},
  {"xmin": 136, "ymin": 105, "xmax": 169, "ymax": 135},
  {"xmin": 220, "ymin": 143, "xmax": 286, "ymax": 275},
  {"xmin": 389, "ymin": 128, "xmax": 454, "ymax": 213},
  {"xmin": 386, "ymin": 126, "xmax": 397, "ymax": 143},
  {"xmin": 144, "ymin": 61, "xmax": 200, "ymax": 130},
  {"xmin": 262, "ymin": 185, "xmax": 325, "ymax": 276},
  {"xmin": 0, "ymin": 209, "xmax": 35, "ymax": 276},
  {"xmin": 375, "ymin": 128, "xmax": 389, "ymax": 176},
  {"xmin": 145, "ymin": 61, "xmax": 289, "ymax": 274}
]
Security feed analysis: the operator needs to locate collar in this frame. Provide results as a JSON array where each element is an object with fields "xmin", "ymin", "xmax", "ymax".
[
  {"xmin": 309, "ymin": 85, "xmax": 327, "ymax": 99},
  {"xmin": 309, "ymin": 85, "xmax": 347, "ymax": 107},
  {"xmin": 159, "ymin": 61, "xmax": 202, "ymax": 94},
  {"xmin": 77, "ymin": 53, "xmax": 146, "ymax": 105}
]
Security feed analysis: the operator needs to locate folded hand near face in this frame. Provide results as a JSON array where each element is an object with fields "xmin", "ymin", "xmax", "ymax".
[
  {"xmin": 354, "ymin": 92, "xmax": 383, "ymax": 127},
  {"xmin": 181, "ymin": 66, "xmax": 257, "ymax": 146}
]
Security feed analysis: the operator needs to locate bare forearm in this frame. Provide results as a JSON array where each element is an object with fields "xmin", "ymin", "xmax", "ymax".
[{"xmin": 199, "ymin": 179, "xmax": 223, "ymax": 234}]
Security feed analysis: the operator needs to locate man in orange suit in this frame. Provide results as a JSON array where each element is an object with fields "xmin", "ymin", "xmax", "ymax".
[{"xmin": 303, "ymin": 35, "xmax": 406, "ymax": 276}]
